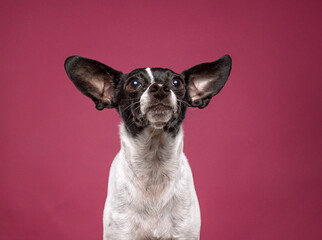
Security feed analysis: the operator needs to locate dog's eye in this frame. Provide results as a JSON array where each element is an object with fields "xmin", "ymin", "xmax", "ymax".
[
  {"xmin": 172, "ymin": 78, "xmax": 183, "ymax": 89},
  {"xmin": 127, "ymin": 78, "xmax": 141, "ymax": 91}
]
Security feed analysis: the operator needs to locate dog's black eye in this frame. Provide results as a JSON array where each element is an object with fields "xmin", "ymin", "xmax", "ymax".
[
  {"xmin": 127, "ymin": 78, "xmax": 141, "ymax": 91},
  {"xmin": 172, "ymin": 78, "xmax": 183, "ymax": 89}
]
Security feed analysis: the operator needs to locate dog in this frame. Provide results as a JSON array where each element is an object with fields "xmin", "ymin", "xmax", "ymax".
[{"xmin": 64, "ymin": 54, "xmax": 232, "ymax": 240}]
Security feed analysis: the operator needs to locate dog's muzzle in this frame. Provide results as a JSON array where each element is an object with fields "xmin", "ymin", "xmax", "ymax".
[{"xmin": 140, "ymin": 83, "xmax": 177, "ymax": 128}]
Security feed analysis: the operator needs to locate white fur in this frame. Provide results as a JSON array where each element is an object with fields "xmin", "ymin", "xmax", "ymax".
[
  {"xmin": 146, "ymin": 67, "xmax": 155, "ymax": 83},
  {"xmin": 103, "ymin": 124, "xmax": 201, "ymax": 239}
]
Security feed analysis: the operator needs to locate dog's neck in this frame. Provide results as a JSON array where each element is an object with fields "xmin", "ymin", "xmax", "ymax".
[
  {"xmin": 119, "ymin": 122, "xmax": 184, "ymax": 194},
  {"xmin": 120, "ymin": 122, "xmax": 184, "ymax": 165}
]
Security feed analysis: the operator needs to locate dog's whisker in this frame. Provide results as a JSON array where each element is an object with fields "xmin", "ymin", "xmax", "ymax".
[
  {"xmin": 145, "ymin": 127, "xmax": 157, "ymax": 144},
  {"xmin": 177, "ymin": 99, "xmax": 191, "ymax": 107},
  {"xmin": 121, "ymin": 100, "xmax": 141, "ymax": 112}
]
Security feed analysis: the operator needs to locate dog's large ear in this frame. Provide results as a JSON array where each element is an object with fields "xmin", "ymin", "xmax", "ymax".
[
  {"xmin": 182, "ymin": 55, "xmax": 232, "ymax": 109},
  {"xmin": 64, "ymin": 56, "xmax": 123, "ymax": 110}
]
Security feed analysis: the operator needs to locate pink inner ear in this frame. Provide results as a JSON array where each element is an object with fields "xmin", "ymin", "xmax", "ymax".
[
  {"xmin": 187, "ymin": 75, "xmax": 215, "ymax": 102},
  {"xmin": 86, "ymin": 74, "xmax": 113, "ymax": 105},
  {"xmin": 102, "ymin": 81, "xmax": 114, "ymax": 102}
]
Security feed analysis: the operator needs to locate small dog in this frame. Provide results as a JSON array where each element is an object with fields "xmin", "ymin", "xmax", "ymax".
[{"xmin": 64, "ymin": 55, "xmax": 232, "ymax": 240}]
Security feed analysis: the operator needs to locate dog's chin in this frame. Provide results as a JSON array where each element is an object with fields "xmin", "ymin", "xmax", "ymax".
[{"xmin": 146, "ymin": 105, "xmax": 174, "ymax": 129}]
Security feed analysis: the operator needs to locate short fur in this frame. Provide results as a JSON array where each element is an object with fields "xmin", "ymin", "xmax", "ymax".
[{"xmin": 64, "ymin": 55, "xmax": 232, "ymax": 239}]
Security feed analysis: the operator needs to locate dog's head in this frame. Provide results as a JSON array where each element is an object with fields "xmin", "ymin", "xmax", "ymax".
[{"xmin": 64, "ymin": 55, "xmax": 232, "ymax": 136}]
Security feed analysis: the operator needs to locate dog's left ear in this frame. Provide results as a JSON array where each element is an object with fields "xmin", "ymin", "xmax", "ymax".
[
  {"xmin": 182, "ymin": 55, "xmax": 232, "ymax": 109},
  {"xmin": 64, "ymin": 56, "xmax": 123, "ymax": 110}
]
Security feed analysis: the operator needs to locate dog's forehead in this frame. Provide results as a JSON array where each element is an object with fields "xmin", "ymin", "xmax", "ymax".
[{"xmin": 127, "ymin": 67, "xmax": 179, "ymax": 83}]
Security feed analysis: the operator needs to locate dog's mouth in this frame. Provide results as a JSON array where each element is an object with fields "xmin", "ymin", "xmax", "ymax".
[
  {"xmin": 147, "ymin": 103, "xmax": 173, "ymax": 112},
  {"xmin": 144, "ymin": 103, "xmax": 174, "ymax": 129}
]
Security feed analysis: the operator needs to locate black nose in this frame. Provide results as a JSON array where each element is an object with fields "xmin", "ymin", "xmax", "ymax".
[{"xmin": 148, "ymin": 83, "xmax": 170, "ymax": 100}]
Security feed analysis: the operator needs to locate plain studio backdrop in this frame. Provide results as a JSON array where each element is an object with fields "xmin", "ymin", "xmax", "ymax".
[{"xmin": 0, "ymin": 0, "xmax": 321, "ymax": 239}]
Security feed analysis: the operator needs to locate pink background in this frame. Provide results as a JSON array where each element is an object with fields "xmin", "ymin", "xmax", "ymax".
[{"xmin": 1, "ymin": 0, "xmax": 321, "ymax": 239}]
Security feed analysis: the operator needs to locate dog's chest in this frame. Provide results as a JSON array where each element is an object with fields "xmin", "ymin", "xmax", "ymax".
[
  {"xmin": 131, "ymin": 193, "xmax": 179, "ymax": 239},
  {"xmin": 115, "ymin": 164, "xmax": 192, "ymax": 239},
  {"xmin": 106, "ymin": 155, "xmax": 192, "ymax": 239},
  {"xmin": 103, "ymin": 125, "xmax": 199, "ymax": 239}
]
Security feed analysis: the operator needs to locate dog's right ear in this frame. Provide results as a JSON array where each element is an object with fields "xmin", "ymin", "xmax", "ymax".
[{"xmin": 64, "ymin": 56, "xmax": 123, "ymax": 110}]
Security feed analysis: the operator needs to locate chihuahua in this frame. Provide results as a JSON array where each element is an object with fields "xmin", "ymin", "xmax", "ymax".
[{"xmin": 64, "ymin": 55, "xmax": 231, "ymax": 240}]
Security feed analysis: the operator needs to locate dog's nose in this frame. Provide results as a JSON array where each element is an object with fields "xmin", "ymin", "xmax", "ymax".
[{"xmin": 148, "ymin": 83, "xmax": 170, "ymax": 100}]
